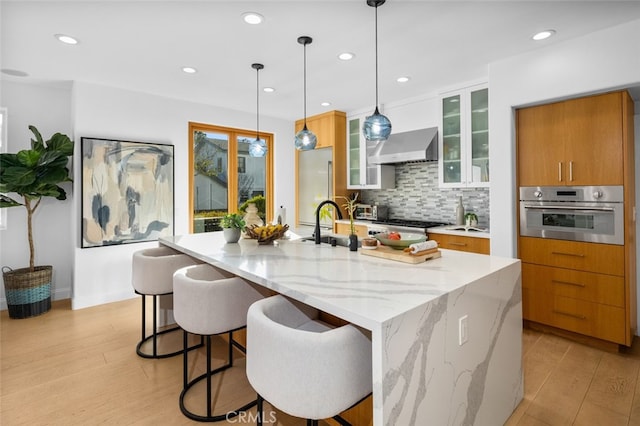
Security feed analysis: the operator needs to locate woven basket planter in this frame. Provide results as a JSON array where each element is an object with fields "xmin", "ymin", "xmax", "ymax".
[{"xmin": 2, "ymin": 265, "xmax": 52, "ymax": 319}]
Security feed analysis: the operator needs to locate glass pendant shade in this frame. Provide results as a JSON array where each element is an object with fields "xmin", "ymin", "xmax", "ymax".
[
  {"xmin": 249, "ymin": 138, "xmax": 267, "ymax": 157},
  {"xmin": 364, "ymin": 0, "xmax": 392, "ymax": 143},
  {"xmin": 363, "ymin": 107, "xmax": 392, "ymax": 142},
  {"xmin": 294, "ymin": 125, "xmax": 317, "ymax": 150},
  {"xmin": 295, "ymin": 36, "xmax": 317, "ymax": 151},
  {"xmin": 249, "ymin": 62, "xmax": 267, "ymax": 157}
]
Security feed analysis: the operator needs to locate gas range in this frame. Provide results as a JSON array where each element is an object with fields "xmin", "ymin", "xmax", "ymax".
[{"xmin": 367, "ymin": 219, "xmax": 449, "ymax": 235}]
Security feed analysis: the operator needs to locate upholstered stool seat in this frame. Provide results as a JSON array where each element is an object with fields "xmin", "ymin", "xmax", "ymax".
[
  {"xmin": 173, "ymin": 263, "xmax": 265, "ymax": 422},
  {"xmin": 131, "ymin": 246, "xmax": 201, "ymax": 359},
  {"xmin": 246, "ymin": 295, "xmax": 372, "ymax": 426}
]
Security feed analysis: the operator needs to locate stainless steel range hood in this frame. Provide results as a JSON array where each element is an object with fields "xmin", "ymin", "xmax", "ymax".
[{"xmin": 368, "ymin": 127, "xmax": 438, "ymax": 164}]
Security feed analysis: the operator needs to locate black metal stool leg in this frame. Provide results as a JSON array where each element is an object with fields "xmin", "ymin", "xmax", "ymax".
[
  {"xmin": 152, "ymin": 295, "xmax": 158, "ymax": 357},
  {"xmin": 257, "ymin": 394, "xmax": 264, "ymax": 426}
]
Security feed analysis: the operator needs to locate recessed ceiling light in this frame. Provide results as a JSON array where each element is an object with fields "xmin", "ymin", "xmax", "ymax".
[
  {"xmin": 242, "ymin": 12, "xmax": 264, "ymax": 25},
  {"xmin": 1, "ymin": 68, "xmax": 29, "ymax": 77},
  {"xmin": 321, "ymin": 102, "xmax": 331, "ymax": 107},
  {"xmin": 54, "ymin": 34, "xmax": 79, "ymax": 45},
  {"xmin": 263, "ymin": 87, "xmax": 275, "ymax": 93},
  {"xmin": 338, "ymin": 52, "xmax": 354, "ymax": 61},
  {"xmin": 396, "ymin": 76, "xmax": 410, "ymax": 83},
  {"xmin": 532, "ymin": 30, "xmax": 556, "ymax": 41},
  {"xmin": 182, "ymin": 67, "xmax": 197, "ymax": 74}
]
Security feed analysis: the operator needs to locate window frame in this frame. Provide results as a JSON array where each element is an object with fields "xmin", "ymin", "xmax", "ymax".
[{"xmin": 188, "ymin": 121, "xmax": 274, "ymax": 232}]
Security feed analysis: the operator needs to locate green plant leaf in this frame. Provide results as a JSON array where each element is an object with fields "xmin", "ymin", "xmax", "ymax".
[
  {"xmin": 1, "ymin": 166, "xmax": 37, "ymax": 187},
  {"xmin": 0, "ymin": 194, "xmax": 23, "ymax": 208},
  {"xmin": 29, "ymin": 125, "xmax": 45, "ymax": 152},
  {"xmin": 46, "ymin": 133, "xmax": 74, "ymax": 156},
  {"xmin": 16, "ymin": 149, "xmax": 41, "ymax": 168}
]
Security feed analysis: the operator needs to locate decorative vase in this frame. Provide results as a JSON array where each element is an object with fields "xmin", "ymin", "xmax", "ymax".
[
  {"xmin": 242, "ymin": 203, "xmax": 264, "ymax": 238},
  {"xmin": 349, "ymin": 234, "xmax": 358, "ymax": 252},
  {"xmin": 223, "ymin": 228, "xmax": 241, "ymax": 243}
]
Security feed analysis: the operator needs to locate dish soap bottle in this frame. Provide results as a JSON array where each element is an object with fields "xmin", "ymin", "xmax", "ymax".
[{"xmin": 456, "ymin": 196, "xmax": 465, "ymax": 226}]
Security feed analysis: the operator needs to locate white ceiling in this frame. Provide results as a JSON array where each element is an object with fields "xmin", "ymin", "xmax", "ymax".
[{"xmin": 2, "ymin": 1, "xmax": 640, "ymax": 121}]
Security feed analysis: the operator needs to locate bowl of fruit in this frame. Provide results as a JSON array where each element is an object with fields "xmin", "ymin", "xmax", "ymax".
[
  {"xmin": 373, "ymin": 232, "xmax": 427, "ymax": 250},
  {"xmin": 244, "ymin": 223, "xmax": 289, "ymax": 245}
]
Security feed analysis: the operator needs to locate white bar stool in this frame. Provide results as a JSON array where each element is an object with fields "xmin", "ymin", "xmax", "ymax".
[
  {"xmin": 246, "ymin": 295, "xmax": 372, "ymax": 426},
  {"xmin": 131, "ymin": 246, "xmax": 201, "ymax": 359},
  {"xmin": 173, "ymin": 263, "xmax": 265, "ymax": 422}
]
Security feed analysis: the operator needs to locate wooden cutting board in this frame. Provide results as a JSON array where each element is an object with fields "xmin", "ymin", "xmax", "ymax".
[{"xmin": 360, "ymin": 245, "xmax": 442, "ymax": 264}]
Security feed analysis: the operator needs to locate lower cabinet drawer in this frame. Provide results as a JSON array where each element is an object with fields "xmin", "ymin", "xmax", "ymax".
[
  {"xmin": 428, "ymin": 233, "xmax": 490, "ymax": 254},
  {"xmin": 523, "ymin": 288, "xmax": 626, "ymax": 344},
  {"xmin": 522, "ymin": 263, "xmax": 625, "ymax": 307},
  {"xmin": 519, "ymin": 236, "xmax": 624, "ymax": 276}
]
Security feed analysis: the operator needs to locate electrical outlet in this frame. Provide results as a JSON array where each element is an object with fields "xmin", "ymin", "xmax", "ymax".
[{"xmin": 458, "ymin": 315, "xmax": 468, "ymax": 346}]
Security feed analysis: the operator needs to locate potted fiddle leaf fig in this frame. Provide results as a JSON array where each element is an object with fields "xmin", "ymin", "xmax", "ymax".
[{"xmin": 0, "ymin": 125, "xmax": 74, "ymax": 318}]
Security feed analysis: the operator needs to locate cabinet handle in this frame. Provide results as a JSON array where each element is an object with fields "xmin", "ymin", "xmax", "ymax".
[
  {"xmin": 553, "ymin": 309, "xmax": 586, "ymax": 320},
  {"xmin": 551, "ymin": 251, "xmax": 585, "ymax": 258},
  {"xmin": 450, "ymin": 242, "xmax": 467, "ymax": 247},
  {"xmin": 569, "ymin": 161, "xmax": 573, "ymax": 182},
  {"xmin": 558, "ymin": 162, "xmax": 562, "ymax": 182},
  {"xmin": 552, "ymin": 279, "xmax": 586, "ymax": 288}
]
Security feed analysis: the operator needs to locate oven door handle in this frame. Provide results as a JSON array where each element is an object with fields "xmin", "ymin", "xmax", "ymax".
[{"xmin": 523, "ymin": 205, "xmax": 615, "ymax": 213}]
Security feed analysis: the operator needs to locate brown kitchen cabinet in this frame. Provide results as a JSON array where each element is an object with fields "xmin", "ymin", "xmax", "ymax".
[
  {"xmin": 517, "ymin": 91, "xmax": 629, "ymax": 186},
  {"xmin": 519, "ymin": 237, "xmax": 630, "ymax": 345},
  {"xmin": 516, "ymin": 89, "xmax": 636, "ymax": 348},
  {"xmin": 427, "ymin": 232, "xmax": 490, "ymax": 255},
  {"xmin": 335, "ymin": 222, "xmax": 369, "ymax": 238}
]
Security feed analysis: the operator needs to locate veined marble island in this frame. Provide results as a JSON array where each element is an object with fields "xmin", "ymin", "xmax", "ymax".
[{"xmin": 160, "ymin": 230, "xmax": 522, "ymax": 425}]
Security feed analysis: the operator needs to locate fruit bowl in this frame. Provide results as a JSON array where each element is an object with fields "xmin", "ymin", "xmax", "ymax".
[
  {"xmin": 373, "ymin": 232, "xmax": 427, "ymax": 250},
  {"xmin": 245, "ymin": 224, "xmax": 289, "ymax": 245}
]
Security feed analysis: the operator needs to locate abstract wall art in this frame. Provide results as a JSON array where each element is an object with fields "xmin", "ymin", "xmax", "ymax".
[{"xmin": 81, "ymin": 137, "xmax": 174, "ymax": 248}]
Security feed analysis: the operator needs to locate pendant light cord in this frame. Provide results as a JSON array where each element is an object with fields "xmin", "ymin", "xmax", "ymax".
[
  {"xmin": 303, "ymin": 41, "xmax": 308, "ymax": 128},
  {"xmin": 256, "ymin": 66, "xmax": 260, "ymax": 141},
  {"xmin": 374, "ymin": 3, "xmax": 379, "ymax": 108}
]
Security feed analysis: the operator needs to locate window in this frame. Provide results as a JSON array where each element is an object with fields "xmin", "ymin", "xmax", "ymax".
[{"xmin": 189, "ymin": 122, "xmax": 273, "ymax": 233}]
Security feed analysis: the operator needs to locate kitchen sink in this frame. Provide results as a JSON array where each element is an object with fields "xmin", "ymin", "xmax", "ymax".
[{"xmin": 301, "ymin": 235, "xmax": 361, "ymax": 248}]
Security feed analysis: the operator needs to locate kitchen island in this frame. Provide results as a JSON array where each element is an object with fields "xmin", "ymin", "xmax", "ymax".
[{"xmin": 160, "ymin": 230, "xmax": 522, "ymax": 425}]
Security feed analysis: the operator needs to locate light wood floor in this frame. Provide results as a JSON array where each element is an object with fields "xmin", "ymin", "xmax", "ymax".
[{"xmin": 2, "ymin": 298, "xmax": 640, "ymax": 425}]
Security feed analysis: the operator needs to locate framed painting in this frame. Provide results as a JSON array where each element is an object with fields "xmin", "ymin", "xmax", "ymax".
[{"xmin": 81, "ymin": 137, "xmax": 174, "ymax": 248}]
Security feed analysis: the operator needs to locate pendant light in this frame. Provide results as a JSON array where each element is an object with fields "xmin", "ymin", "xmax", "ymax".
[
  {"xmin": 249, "ymin": 63, "xmax": 267, "ymax": 157},
  {"xmin": 362, "ymin": 0, "xmax": 392, "ymax": 143},
  {"xmin": 294, "ymin": 36, "xmax": 317, "ymax": 151}
]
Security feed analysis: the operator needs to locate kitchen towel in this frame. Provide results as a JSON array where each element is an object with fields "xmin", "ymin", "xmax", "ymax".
[{"xmin": 409, "ymin": 240, "xmax": 438, "ymax": 254}]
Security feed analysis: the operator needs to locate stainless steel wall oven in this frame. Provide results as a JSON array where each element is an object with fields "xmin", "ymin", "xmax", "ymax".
[{"xmin": 519, "ymin": 186, "xmax": 624, "ymax": 245}]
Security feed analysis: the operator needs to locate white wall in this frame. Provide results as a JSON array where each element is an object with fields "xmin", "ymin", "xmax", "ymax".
[
  {"xmin": 0, "ymin": 81, "xmax": 74, "ymax": 308},
  {"xmin": 70, "ymin": 82, "xmax": 294, "ymax": 309}
]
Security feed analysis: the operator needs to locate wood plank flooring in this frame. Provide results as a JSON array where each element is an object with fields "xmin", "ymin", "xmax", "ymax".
[{"xmin": 2, "ymin": 298, "xmax": 640, "ymax": 425}]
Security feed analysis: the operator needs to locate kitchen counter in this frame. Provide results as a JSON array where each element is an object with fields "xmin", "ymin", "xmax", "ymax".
[
  {"xmin": 428, "ymin": 224, "xmax": 491, "ymax": 238},
  {"xmin": 160, "ymin": 230, "xmax": 521, "ymax": 425}
]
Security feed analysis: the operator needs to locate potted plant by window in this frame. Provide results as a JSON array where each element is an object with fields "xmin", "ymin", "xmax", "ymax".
[
  {"xmin": 0, "ymin": 125, "xmax": 74, "ymax": 318},
  {"xmin": 337, "ymin": 193, "xmax": 359, "ymax": 251},
  {"xmin": 220, "ymin": 213, "xmax": 246, "ymax": 243}
]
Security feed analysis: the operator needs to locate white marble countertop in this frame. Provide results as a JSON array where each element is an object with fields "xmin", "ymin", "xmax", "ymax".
[
  {"xmin": 427, "ymin": 225, "xmax": 491, "ymax": 238},
  {"xmin": 160, "ymin": 229, "xmax": 522, "ymax": 425},
  {"xmin": 161, "ymin": 229, "xmax": 512, "ymax": 329}
]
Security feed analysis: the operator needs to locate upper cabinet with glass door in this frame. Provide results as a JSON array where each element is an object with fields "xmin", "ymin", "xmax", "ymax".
[
  {"xmin": 439, "ymin": 84, "xmax": 489, "ymax": 188},
  {"xmin": 346, "ymin": 115, "xmax": 395, "ymax": 189}
]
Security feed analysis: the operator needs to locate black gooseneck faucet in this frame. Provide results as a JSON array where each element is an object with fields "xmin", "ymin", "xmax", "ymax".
[{"xmin": 314, "ymin": 200, "xmax": 343, "ymax": 244}]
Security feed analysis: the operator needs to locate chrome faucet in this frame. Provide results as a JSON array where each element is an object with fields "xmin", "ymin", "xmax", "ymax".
[{"xmin": 314, "ymin": 200, "xmax": 343, "ymax": 244}]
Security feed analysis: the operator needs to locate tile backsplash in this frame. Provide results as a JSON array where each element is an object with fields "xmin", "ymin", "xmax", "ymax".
[{"xmin": 359, "ymin": 162, "xmax": 491, "ymax": 229}]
